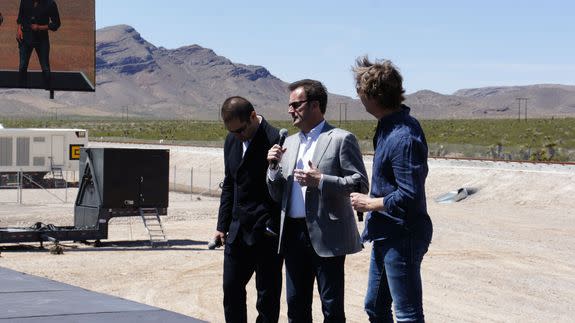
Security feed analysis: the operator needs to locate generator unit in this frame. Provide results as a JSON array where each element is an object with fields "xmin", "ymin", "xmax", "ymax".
[{"xmin": 0, "ymin": 128, "xmax": 88, "ymax": 183}]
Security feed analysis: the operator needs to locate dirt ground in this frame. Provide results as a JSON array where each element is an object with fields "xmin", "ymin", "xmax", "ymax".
[{"xmin": 1, "ymin": 149, "xmax": 574, "ymax": 322}]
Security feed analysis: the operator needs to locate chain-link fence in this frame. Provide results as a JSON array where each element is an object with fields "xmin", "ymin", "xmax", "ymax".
[{"xmin": 169, "ymin": 165, "xmax": 224, "ymax": 199}]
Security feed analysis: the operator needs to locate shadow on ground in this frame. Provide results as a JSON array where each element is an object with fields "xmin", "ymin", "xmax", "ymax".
[{"xmin": 0, "ymin": 239, "xmax": 214, "ymax": 253}]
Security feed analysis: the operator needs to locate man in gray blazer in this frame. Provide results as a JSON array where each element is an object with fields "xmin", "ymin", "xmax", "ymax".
[{"xmin": 267, "ymin": 79, "xmax": 369, "ymax": 322}]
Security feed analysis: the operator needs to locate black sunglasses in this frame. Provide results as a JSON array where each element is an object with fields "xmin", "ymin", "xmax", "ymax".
[
  {"xmin": 229, "ymin": 123, "xmax": 248, "ymax": 134},
  {"xmin": 288, "ymin": 99, "xmax": 309, "ymax": 109}
]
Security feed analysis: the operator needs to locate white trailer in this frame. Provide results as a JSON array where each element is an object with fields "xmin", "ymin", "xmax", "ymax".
[{"xmin": 0, "ymin": 128, "xmax": 88, "ymax": 182}]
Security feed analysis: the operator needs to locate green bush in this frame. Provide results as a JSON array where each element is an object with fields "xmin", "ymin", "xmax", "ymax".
[{"xmin": 2, "ymin": 117, "xmax": 574, "ymax": 161}]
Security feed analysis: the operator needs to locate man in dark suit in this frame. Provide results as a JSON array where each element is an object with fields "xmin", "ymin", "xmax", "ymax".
[
  {"xmin": 267, "ymin": 80, "xmax": 369, "ymax": 322},
  {"xmin": 213, "ymin": 96, "xmax": 283, "ymax": 323}
]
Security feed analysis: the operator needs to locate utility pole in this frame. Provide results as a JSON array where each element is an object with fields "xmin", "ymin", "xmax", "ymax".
[
  {"xmin": 515, "ymin": 97, "xmax": 528, "ymax": 121},
  {"xmin": 338, "ymin": 103, "xmax": 342, "ymax": 126}
]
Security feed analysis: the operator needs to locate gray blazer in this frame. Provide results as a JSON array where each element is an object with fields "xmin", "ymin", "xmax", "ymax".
[{"xmin": 267, "ymin": 122, "xmax": 369, "ymax": 257}]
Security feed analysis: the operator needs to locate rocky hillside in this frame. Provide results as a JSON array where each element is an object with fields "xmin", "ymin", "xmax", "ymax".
[
  {"xmin": 0, "ymin": 25, "xmax": 366, "ymax": 120},
  {"xmin": 0, "ymin": 25, "xmax": 573, "ymax": 120}
]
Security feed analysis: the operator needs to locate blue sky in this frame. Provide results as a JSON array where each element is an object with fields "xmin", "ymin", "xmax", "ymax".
[{"xmin": 96, "ymin": 0, "xmax": 574, "ymax": 97}]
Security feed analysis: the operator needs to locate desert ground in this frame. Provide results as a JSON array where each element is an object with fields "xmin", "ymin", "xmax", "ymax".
[{"xmin": 1, "ymin": 143, "xmax": 574, "ymax": 322}]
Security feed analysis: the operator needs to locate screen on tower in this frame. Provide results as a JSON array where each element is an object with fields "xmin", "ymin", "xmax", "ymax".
[{"xmin": 0, "ymin": 0, "xmax": 95, "ymax": 92}]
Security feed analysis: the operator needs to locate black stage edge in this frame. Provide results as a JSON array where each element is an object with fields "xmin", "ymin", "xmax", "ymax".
[
  {"xmin": 0, "ymin": 70, "xmax": 95, "ymax": 92},
  {"xmin": 0, "ymin": 267, "xmax": 206, "ymax": 322}
]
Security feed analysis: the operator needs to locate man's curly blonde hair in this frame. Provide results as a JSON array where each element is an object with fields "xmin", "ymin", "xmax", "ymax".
[{"xmin": 353, "ymin": 56, "xmax": 405, "ymax": 109}]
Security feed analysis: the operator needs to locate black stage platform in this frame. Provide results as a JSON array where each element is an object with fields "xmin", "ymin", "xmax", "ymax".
[
  {"xmin": 0, "ymin": 70, "xmax": 95, "ymax": 91},
  {"xmin": 0, "ymin": 267, "xmax": 206, "ymax": 322}
]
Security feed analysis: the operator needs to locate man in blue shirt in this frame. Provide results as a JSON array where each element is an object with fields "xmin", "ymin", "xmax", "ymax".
[{"xmin": 351, "ymin": 56, "xmax": 433, "ymax": 323}]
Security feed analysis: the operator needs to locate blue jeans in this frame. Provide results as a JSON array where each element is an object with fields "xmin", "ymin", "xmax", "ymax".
[{"xmin": 364, "ymin": 236, "xmax": 430, "ymax": 323}]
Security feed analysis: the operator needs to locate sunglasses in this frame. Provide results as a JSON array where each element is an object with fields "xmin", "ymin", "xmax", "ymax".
[
  {"xmin": 229, "ymin": 123, "xmax": 248, "ymax": 134},
  {"xmin": 288, "ymin": 100, "xmax": 309, "ymax": 110}
]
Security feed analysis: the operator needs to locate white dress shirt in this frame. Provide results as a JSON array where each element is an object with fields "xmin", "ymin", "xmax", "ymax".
[
  {"xmin": 242, "ymin": 116, "xmax": 262, "ymax": 157},
  {"xmin": 269, "ymin": 120, "xmax": 325, "ymax": 219}
]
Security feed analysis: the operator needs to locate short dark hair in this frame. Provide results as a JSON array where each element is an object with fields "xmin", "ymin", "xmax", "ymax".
[
  {"xmin": 221, "ymin": 96, "xmax": 254, "ymax": 123},
  {"xmin": 288, "ymin": 79, "xmax": 328, "ymax": 114},
  {"xmin": 353, "ymin": 55, "xmax": 405, "ymax": 109}
]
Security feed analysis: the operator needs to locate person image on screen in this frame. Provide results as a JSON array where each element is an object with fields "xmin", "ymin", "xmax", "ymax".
[
  {"xmin": 17, "ymin": 0, "xmax": 60, "ymax": 89},
  {"xmin": 350, "ymin": 56, "xmax": 433, "ymax": 323}
]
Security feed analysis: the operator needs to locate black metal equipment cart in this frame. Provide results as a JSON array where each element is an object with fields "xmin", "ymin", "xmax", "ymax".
[{"xmin": 0, "ymin": 148, "xmax": 170, "ymax": 247}]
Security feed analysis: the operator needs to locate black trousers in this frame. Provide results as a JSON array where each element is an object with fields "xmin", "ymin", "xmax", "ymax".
[
  {"xmin": 18, "ymin": 37, "xmax": 51, "ymax": 89},
  {"xmin": 223, "ymin": 235, "xmax": 283, "ymax": 323},
  {"xmin": 283, "ymin": 217, "xmax": 347, "ymax": 323}
]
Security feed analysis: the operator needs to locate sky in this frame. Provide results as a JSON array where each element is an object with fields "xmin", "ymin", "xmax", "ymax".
[{"xmin": 96, "ymin": 0, "xmax": 575, "ymax": 97}]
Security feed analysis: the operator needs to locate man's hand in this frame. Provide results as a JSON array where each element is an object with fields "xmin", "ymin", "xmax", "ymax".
[
  {"xmin": 350, "ymin": 193, "xmax": 384, "ymax": 212},
  {"xmin": 214, "ymin": 231, "xmax": 226, "ymax": 244},
  {"xmin": 267, "ymin": 144, "xmax": 286, "ymax": 167},
  {"xmin": 293, "ymin": 161, "xmax": 322, "ymax": 188},
  {"xmin": 208, "ymin": 231, "xmax": 226, "ymax": 249},
  {"xmin": 17, "ymin": 25, "xmax": 23, "ymax": 41}
]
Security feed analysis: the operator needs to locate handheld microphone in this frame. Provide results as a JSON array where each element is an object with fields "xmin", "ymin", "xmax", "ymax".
[
  {"xmin": 356, "ymin": 182, "xmax": 364, "ymax": 222},
  {"xmin": 271, "ymin": 128, "xmax": 288, "ymax": 170},
  {"xmin": 207, "ymin": 238, "xmax": 222, "ymax": 250}
]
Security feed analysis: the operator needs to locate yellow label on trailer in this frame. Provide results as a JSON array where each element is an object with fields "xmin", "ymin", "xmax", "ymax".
[{"xmin": 69, "ymin": 144, "xmax": 84, "ymax": 160}]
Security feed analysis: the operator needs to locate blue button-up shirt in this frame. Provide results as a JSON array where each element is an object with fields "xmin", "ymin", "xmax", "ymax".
[{"xmin": 361, "ymin": 105, "xmax": 433, "ymax": 243}]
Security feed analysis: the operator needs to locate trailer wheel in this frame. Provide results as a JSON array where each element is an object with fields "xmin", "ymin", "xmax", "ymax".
[{"xmin": 49, "ymin": 244, "xmax": 64, "ymax": 255}]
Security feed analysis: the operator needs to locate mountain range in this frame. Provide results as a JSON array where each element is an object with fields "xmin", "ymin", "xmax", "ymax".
[{"xmin": 1, "ymin": 24, "xmax": 574, "ymax": 120}]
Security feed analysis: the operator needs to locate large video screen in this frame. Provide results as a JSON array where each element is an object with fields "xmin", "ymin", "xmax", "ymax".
[{"xmin": 0, "ymin": 0, "xmax": 95, "ymax": 91}]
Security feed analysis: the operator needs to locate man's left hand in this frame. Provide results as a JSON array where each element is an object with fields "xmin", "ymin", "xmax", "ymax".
[{"xmin": 293, "ymin": 161, "xmax": 322, "ymax": 187}]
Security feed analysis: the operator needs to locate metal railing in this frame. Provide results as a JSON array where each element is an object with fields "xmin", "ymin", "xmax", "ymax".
[{"xmin": 0, "ymin": 171, "xmax": 76, "ymax": 204}]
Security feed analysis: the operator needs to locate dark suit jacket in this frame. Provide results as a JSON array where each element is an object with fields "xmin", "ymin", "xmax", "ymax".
[{"xmin": 217, "ymin": 117, "xmax": 280, "ymax": 246}]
